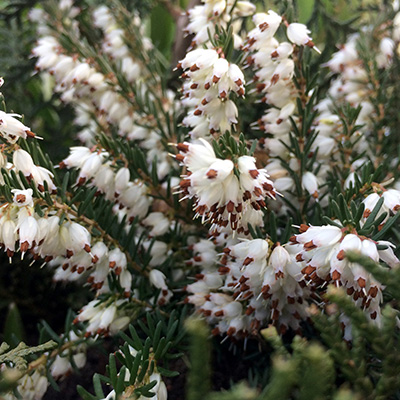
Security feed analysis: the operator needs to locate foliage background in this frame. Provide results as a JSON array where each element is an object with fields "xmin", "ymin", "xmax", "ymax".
[{"xmin": 1, "ymin": 0, "xmax": 399, "ymax": 399}]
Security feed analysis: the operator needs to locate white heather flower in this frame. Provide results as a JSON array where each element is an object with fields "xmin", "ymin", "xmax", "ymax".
[
  {"xmin": 32, "ymin": 166, "xmax": 57, "ymax": 193},
  {"xmin": 3, "ymin": 219, "xmax": 17, "ymax": 257},
  {"xmin": 379, "ymin": 37, "xmax": 394, "ymax": 58},
  {"xmin": 179, "ymin": 49, "xmax": 245, "ymax": 134},
  {"xmin": 13, "ymin": 149, "xmax": 36, "ymax": 177},
  {"xmin": 109, "ymin": 316, "xmax": 131, "ymax": 335},
  {"xmin": 108, "ymin": 248, "xmax": 127, "ymax": 274},
  {"xmin": 0, "ymin": 111, "xmax": 36, "ymax": 142},
  {"xmin": 302, "ymin": 171, "xmax": 319, "ymax": 198},
  {"xmin": 271, "ymin": 59, "xmax": 295, "ymax": 84},
  {"xmin": 121, "ymin": 58, "xmax": 141, "ymax": 82},
  {"xmin": 60, "ymin": 146, "xmax": 92, "ymax": 169},
  {"xmin": 59, "ymin": 222, "xmax": 91, "ymax": 256},
  {"xmin": 190, "ymin": 239, "xmax": 218, "ymax": 269},
  {"xmin": 119, "ymin": 268, "xmax": 132, "ymax": 294},
  {"xmin": 50, "ymin": 353, "xmax": 86, "ymax": 379},
  {"xmin": 91, "ymin": 241, "xmax": 109, "ymax": 263},
  {"xmin": 144, "ymin": 240, "xmax": 168, "ymax": 267},
  {"xmin": 50, "ymin": 55, "xmax": 77, "ymax": 80},
  {"xmin": 249, "ymin": 11, "xmax": 282, "ymax": 45},
  {"xmin": 184, "ymin": 1, "xmax": 252, "ymax": 47},
  {"xmin": 235, "ymin": 1, "xmax": 256, "ymax": 16},
  {"xmin": 78, "ymin": 152, "xmax": 107, "ymax": 185},
  {"xmin": 12, "ymin": 189, "xmax": 34, "ymax": 207},
  {"xmin": 180, "ymin": 49, "xmax": 218, "ymax": 71},
  {"xmin": 18, "ymin": 216, "xmax": 39, "ymax": 254},
  {"xmin": 143, "ymin": 212, "xmax": 170, "ymax": 236},
  {"xmin": 93, "ymin": 164, "xmax": 115, "ymax": 195},
  {"xmin": 87, "ymin": 72, "xmax": 105, "ymax": 89},
  {"xmin": 269, "ymin": 244, "xmax": 291, "ymax": 274},
  {"xmin": 394, "ymin": 12, "xmax": 400, "ymax": 41},
  {"xmin": 99, "ymin": 304, "xmax": 117, "ymax": 329},
  {"xmin": 149, "ymin": 269, "xmax": 168, "ymax": 289},
  {"xmin": 286, "ymin": 23, "xmax": 320, "ymax": 53},
  {"xmin": 70, "ymin": 63, "xmax": 94, "ymax": 84},
  {"xmin": 382, "ymin": 189, "xmax": 400, "ymax": 212},
  {"xmin": 295, "ymin": 225, "xmax": 342, "ymax": 248},
  {"xmin": 377, "ymin": 240, "xmax": 400, "ymax": 268},
  {"xmin": 114, "ymin": 167, "xmax": 130, "ymax": 194},
  {"xmin": 69, "ymin": 222, "xmax": 91, "ymax": 253}
]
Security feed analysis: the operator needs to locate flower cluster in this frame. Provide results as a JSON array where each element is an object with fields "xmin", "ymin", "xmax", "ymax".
[
  {"xmin": 74, "ymin": 298, "xmax": 131, "ymax": 337},
  {"xmin": 179, "ymin": 49, "xmax": 245, "ymax": 137},
  {"xmin": 243, "ymin": 11, "xmax": 327, "ymax": 204},
  {"xmin": 0, "ymin": 188, "xmax": 89, "ymax": 259},
  {"xmin": 60, "ymin": 147, "xmax": 151, "ymax": 221},
  {"xmin": 185, "ymin": 0, "xmax": 256, "ymax": 48},
  {"xmin": 176, "ymin": 139, "xmax": 277, "ymax": 235},
  {"xmin": 31, "ymin": 3, "xmax": 175, "ymax": 180},
  {"xmin": 2, "ymin": 368, "xmax": 48, "ymax": 400},
  {"xmin": 292, "ymin": 224, "xmax": 399, "ymax": 323},
  {"xmin": 187, "ymin": 239, "xmax": 310, "ymax": 337},
  {"xmin": 361, "ymin": 186, "xmax": 400, "ymax": 226},
  {"xmin": 50, "ymin": 331, "xmax": 87, "ymax": 380},
  {"xmin": 0, "ymin": 185, "xmax": 136, "ymax": 299},
  {"xmin": 3, "ymin": 0, "xmax": 400, "ymax": 399}
]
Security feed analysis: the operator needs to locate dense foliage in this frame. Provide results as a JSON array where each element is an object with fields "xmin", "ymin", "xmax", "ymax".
[{"xmin": 1, "ymin": 0, "xmax": 400, "ymax": 399}]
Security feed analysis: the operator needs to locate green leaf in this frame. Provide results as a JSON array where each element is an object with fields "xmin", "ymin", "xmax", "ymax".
[
  {"xmin": 297, "ymin": 0, "xmax": 315, "ymax": 24},
  {"xmin": 77, "ymin": 385, "xmax": 98, "ymax": 400},
  {"xmin": 150, "ymin": 5, "xmax": 175, "ymax": 58},
  {"xmin": 361, "ymin": 197, "xmax": 384, "ymax": 231},
  {"xmin": 157, "ymin": 366, "xmax": 179, "ymax": 377},
  {"xmin": 93, "ymin": 373, "xmax": 106, "ymax": 398},
  {"xmin": 3, "ymin": 303, "xmax": 25, "ymax": 344},
  {"xmin": 40, "ymin": 321, "xmax": 62, "ymax": 344},
  {"xmin": 373, "ymin": 212, "xmax": 400, "ymax": 241}
]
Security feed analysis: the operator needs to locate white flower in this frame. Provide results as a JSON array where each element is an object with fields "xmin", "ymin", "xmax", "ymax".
[
  {"xmin": 18, "ymin": 216, "xmax": 39, "ymax": 253},
  {"xmin": 149, "ymin": 269, "xmax": 167, "ymax": 289},
  {"xmin": 0, "ymin": 111, "xmax": 36, "ymax": 142},
  {"xmin": 99, "ymin": 304, "xmax": 117, "ymax": 329},
  {"xmin": 114, "ymin": 167, "xmax": 130, "ymax": 194},
  {"xmin": 249, "ymin": 11, "xmax": 282, "ymax": 45},
  {"xmin": 379, "ymin": 37, "xmax": 394, "ymax": 58},
  {"xmin": 78, "ymin": 152, "xmax": 107, "ymax": 185},
  {"xmin": 60, "ymin": 146, "xmax": 92, "ymax": 169},
  {"xmin": 361, "ymin": 189, "xmax": 400, "ymax": 226},
  {"xmin": 68, "ymin": 222, "xmax": 91, "ymax": 253},
  {"xmin": 108, "ymin": 248, "xmax": 127, "ymax": 274},
  {"xmin": 13, "ymin": 149, "xmax": 36, "ymax": 177},
  {"xmin": 144, "ymin": 241, "xmax": 168, "ymax": 267},
  {"xmin": 287, "ymin": 23, "xmax": 320, "ymax": 53},
  {"xmin": 50, "ymin": 355, "xmax": 74, "ymax": 378},
  {"xmin": 12, "ymin": 189, "xmax": 34, "ymax": 207},
  {"xmin": 302, "ymin": 171, "xmax": 319, "ymax": 198},
  {"xmin": 143, "ymin": 212, "xmax": 170, "ymax": 236},
  {"xmin": 3, "ymin": 219, "xmax": 17, "ymax": 257}
]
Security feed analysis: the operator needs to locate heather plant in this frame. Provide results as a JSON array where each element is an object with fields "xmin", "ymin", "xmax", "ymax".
[{"xmin": 1, "ymin": 0, "xmax": 400, "ymax": 399}]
